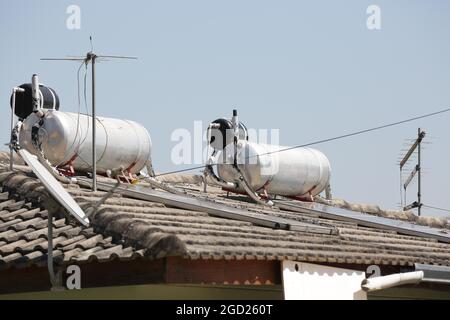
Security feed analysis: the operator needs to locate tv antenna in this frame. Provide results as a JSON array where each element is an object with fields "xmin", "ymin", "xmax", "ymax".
[
  {"xmin": 398, "ymin": 128, "xmax": 426, "ymax": 216},
  {"xmin": 41, "ymin": 36, "xmax": 137, "ymax": 192}
]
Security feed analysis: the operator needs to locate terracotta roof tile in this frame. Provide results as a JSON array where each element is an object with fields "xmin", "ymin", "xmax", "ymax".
[{"xmin": 1, "ymin": 164, "xmax": 450, "ymax": 271}]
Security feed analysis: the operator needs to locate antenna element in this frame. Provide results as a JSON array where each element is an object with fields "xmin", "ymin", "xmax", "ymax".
[{"xmin": 41, "ymin": 38, "xmax": 137, "ymax": 192}]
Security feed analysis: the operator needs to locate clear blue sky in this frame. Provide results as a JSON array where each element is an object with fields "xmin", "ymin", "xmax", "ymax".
[{"xmin": 1, "ymin": 0, "xmax": 449, "ymax": 216}]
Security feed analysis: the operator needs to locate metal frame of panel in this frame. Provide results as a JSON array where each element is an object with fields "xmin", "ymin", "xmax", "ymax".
[
  {"xmin": 19, "ymin": 149, "xmax": 89, "ymax": 226},
  {"xmin": 80, "ymin": 179, "xmax": 337, "ymax": 235},
  {"xmin": 274, "ymin": 199, "xmax": 450, "ymax": 243}
]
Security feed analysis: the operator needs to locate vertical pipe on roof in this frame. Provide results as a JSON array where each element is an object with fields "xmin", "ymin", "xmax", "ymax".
[{"xmin": 91, "ymin": 56, "xmax": 97, "ymax": 192}]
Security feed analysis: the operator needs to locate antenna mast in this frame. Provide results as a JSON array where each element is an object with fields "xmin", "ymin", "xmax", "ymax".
[
  {"xmin": 41, "ymin": 37, "xmax": 137, "ymax": 192},
  {"xmin": 399, "ymin": 128, "xmax": 426, "ymax": 215},
  {"xmin": 91, "ymin": 51, "xmax": 97, "ymax": 191}
]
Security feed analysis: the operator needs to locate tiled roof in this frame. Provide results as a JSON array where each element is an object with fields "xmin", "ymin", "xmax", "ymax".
[
  {"xmin": 0, "ymin": 170, "xmax": 145, "ymax": 270},
  {"xmin": 1, "ymin": 158, "xmax": 450, "ymax": 270}
]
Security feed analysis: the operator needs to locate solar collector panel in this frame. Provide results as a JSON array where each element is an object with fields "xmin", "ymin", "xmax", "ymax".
[
  {"xmin": 274, "ymin": 200, "xmax": 450, "ymax": 244},
  {"xmin": 81, "ymin": 179, "xmax": 338, "ymax": 236}
]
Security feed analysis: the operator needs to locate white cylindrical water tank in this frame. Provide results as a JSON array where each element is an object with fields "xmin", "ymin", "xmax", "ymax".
[
  {"xmin": 216, "ymin": 141, "xmax": 331, "ymax": 197},
  {"xmin": 19, "ymin": 110, "xmax": 152, "ymax": 174}
]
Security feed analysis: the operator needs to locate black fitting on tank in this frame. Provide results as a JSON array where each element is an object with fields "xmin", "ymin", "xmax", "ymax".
[
  {"xmin": 207, "ymin": 118, "xmax": 248, "ymax": 151},
  {"xmin": 233, "ymin": 109, "xmax": 237, "ymax": 116},
  {"xmin": 10, "ymin": 83, "xmax": 59, "ymax": 119}
]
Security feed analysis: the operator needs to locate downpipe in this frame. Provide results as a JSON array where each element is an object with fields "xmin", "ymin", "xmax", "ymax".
[{"xmin": 361, "ymin": 271, "xmax": 424, "ymax": 292}]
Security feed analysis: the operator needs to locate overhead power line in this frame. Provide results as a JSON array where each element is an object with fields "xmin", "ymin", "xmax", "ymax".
[
  {"xmin": 154, "ymin": 108, "xmax": 450, "ymax": 177},
  {"xmin": 154, "ymin": 164, "xmax": 209, "ymax": 177},
  {"xmin": 252, "ymin": 108, "xmax": 450, "ymax": 159},
  {"xmin": 422, "ymin": 204, "xmax": 450, "ymax": 213}
]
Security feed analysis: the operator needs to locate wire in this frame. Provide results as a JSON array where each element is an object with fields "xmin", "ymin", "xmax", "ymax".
[
  {"xmin": 248, "ymin": 108, "xmax": 450, "ymax": 159},
  {"xmin": 422, "ymin": 204, "xmax": 450, "ymax": 213},
  {"xmin": 153, "ymin": 108, "xmax": 450, "ymax": 177},
  {"xmin": 154, "ymin": 164, "xmax": 209, "ymax": 177},
  {"xmin": 68, "ymin": 64, "xmax": 84, "ymax": 154},
  {"xmin": 80, "ymin": 63, "xmax": 91, "ymax": 145},
  {"xmin": 75, "ymin": 63, "xmax": 94, "ymax": 170},
  {"xmin": 52, "ymin": 61, "xmax": 92, "ymax": 171},
  {"xmin": 54, "ymin": 61, "xmax": 85, "ymax": 167}
]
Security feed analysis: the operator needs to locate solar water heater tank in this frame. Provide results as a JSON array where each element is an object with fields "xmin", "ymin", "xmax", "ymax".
[
  {"xmin": 208, "ymin": 117, "xmax": 331, "ymax": 197},
  {"xmin": 218, "ymin": 141, "xmax": 331, "ymax": 197},
  {"xmin": 19, "ymin": 110, "xmax": 152, "ymax": 175}
]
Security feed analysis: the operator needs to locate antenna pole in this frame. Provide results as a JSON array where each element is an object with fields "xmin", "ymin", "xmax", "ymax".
[
  {"xmin": 417, "ymin": 128, "xmax": 422, "ymax": 216},
  {"xmin": 47, "ymin": 211, "xmax": 62, "ymax": 290},
  {"xmin": 400, "ymin": 128, "xmax": 425, "ymax": 214},
  {"xmin": 91, "ymin": 55, "xmax": 97, "ymax": 192}
]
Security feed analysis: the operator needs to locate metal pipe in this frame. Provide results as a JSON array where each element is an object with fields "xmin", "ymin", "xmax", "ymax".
[
  {"xmin": 204, "ymin": 164, "xmax": 237, "ymax": 189},
  {"xmin": 231, "ymin": 109, "xmax": 239, "ymax": 142},
  {"xmin": 231, "ymin": 109, "xmax": 239, "ymax": 168},
  {"xmin": 361, "ymin": 271, "xmax": 424, "ymax": 292},
  {"xmin": 237, "ymin": 171, "xmax": 274, "ymax": 206},
  {"xmin": 10, "ymin": 87, "xmax": 25, "ymax": 171},
  {"xmin": 10, "ymin": 89, "xmax": 16, "ymax": 171},
  {"xmin": 47, "ymin": 210, "xmax": 58, "ymax": 288},
  {"xmin": 92, "ymin": 56, "xmax": 97, "ymax": 192},
  {"xmin": 399, "ymin": 168, "xmax": 403, "ymax": 208},
  {"xmin": 229, "ymin": 109, "xmax": 274, "ymax": 206},
  {"xmin": 143, "ymin": 176, "xmax": 186, "ymax": 195},
  {"xmin": 417, "ymin": 128, "xmax": 421, "ymax": 216},
  {"xmin": 325, "ymin": 184, "xmax": 332, "ymax": 200},
  {"xmin": 31, "ymin": 74, "xmax": 40, "ymax": 111}
]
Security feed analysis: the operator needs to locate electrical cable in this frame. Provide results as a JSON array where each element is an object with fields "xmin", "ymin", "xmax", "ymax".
[
  {"xmin": 422, "ymin": 204, "xmax": 450, "ymax": 213},
  {"xmin": 79, "ymin": 62, "xmax": 91, "ymax": 145},
  {"xmin": 75, "ymin": 63, "xmax": 94, "ymax": 170},
  {"xmin": 53, "ymin": 61, "xmax": 85, "ymax": 167},
  {"xmin": 248, "ymin": 108, "xmax": 450, "ymax": 159}
]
